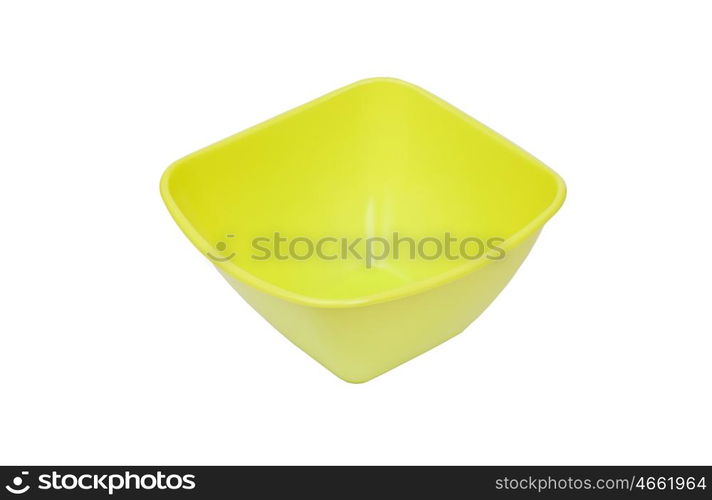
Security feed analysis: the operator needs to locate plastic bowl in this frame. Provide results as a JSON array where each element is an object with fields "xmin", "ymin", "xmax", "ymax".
[{"xmin": 160, "ymin": 78, "xmax": 566, "ymax": 382}]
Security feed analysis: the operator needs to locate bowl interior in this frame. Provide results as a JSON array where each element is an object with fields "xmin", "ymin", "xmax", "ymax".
[{"xmin": 163, "ymin": 79, "xmax": 563, "ymax": 301}]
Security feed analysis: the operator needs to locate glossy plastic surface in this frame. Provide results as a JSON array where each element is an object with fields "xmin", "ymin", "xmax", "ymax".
[{"xmin": 161, "ymin": 78, "xmax": 566, "ymax": 382}]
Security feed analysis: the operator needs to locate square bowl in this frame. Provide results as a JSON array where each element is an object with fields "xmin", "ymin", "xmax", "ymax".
[{"xmin": 160, "ymin": 78, "xmax": 565, "ymax": 382}]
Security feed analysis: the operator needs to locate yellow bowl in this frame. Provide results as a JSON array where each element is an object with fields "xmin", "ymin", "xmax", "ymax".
[{"xmin": 160, "ymin": 78, "xmax": 566, "ymax": 383}]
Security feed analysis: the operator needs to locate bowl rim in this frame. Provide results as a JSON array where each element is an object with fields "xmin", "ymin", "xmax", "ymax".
[{"xmin": 160, "ymin": 77, "xmax": 566, "ymax": 309}]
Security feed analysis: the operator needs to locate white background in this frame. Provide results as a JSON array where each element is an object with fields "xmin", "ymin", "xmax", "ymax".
[{"xmin": 1, "ymin": 1, "xmax": 710, "ymax": 465}]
